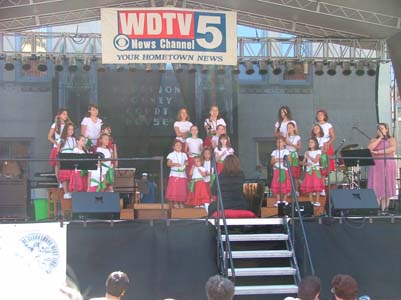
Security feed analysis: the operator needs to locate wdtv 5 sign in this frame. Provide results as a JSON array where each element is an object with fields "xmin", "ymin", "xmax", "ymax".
[{"xmin": 101, "ymin": 7, "xmax": 237, "ymax": 65}]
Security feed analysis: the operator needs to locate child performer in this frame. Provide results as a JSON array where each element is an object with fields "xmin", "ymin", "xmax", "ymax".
[
  {"xmin": 81, "ymin": 104, "xmax": 102, "ymax": 151},
  {"xmin": 312, "ymin": 123, "xmax": 329, "ymax": 196},
  {"xmin": 97, "ymin": 123, "xmax": 119, "ymax": 168},
  {"xmin": 69, "ymin": 135, "xmax": 88, "ymax": 192},
  {"xmin": 316, "ymin": 109, "xmax": 336, "ymax": 172},
  {"xmin": 58, "ymin": 122, "xmax": 76, "ymax": 199},
  {"xmin": 166, "ymin": 140, "xmax": 188, "ymax": 208},
  {"xmin": 87, "ymin": 159, "xmax": 107, "ymax": 192},
  {"xmin": 96, "ymin": 133, "xmax": 114, "ymax": 192},
  {"xmin": 173, "ymin": 107, "xmax": 193, "ymax": 145},
  {"xmin": 186, "ymin": 156, "xmax": 210, "ymax": 208},
  {"xmin": 185, "ymin": 125, "xmax": 203, "ymax": 176},
  {"xmin": 47, "ymin": 108, "xmax": 69, "ymax": 181},
  {"xmin": 214, "ymin": 134, "xmax": 234, "ymax": 174},
  {"xmin": 211, "ymin": 124, "xmax": 226, "ymax": 149},
  {"xmin": 204, "ymin": 105, "xmax": 227, "ymax": 148},
  {"xmin": 274, "ymin": 106, "xmax": 297, "ymax": 138},
  {"xmin": 286, "ymin": 122, "xmax": 302, "ymax": 194},
  {"xmin": 301, "ymin": 137, "xmax": 324, "ymax": 206},
  {"xmin": 271, "ymin": 136, "xmax": 291, "ymax": 206}
]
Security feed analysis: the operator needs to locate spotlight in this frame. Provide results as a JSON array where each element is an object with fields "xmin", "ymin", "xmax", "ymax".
[
  {"xmin": 232, "ymin": 64, "xmax": 240, "ymax": 75},
  {"xmin": 342, "ymin": 62, "xmax": 351, "ymax": 76},
  {"xmin": 173, "ymin": 63, "xmax": 183, "ymax": 73},
  {"xmin": 21, "ymin": 56, "xmax": 31, "ymax": 71},
  {"xmin": 68, "ymin": 57, "xmax": 77, "ymax": 72},
  {"xmin": 303, "ymin": 61, "xmax": 309, "ymax": 75},
  {"xmin": 367, "ymin": 62, "xmax": 377, "ymax": 76},
  {"xmin": 327, "ymin": 61, "xmax": 337, "ymax": 76},
  {"xmin": 97, "ymin": 62, "xmax": 106, "ymax": 72},
  {"xmin": 314, "ymin": 62, "xmax": 324, "ymax": 76},
  {"xmin": 54, "ymin": 56, "xmax": 64, "ymax": 72},
  {"xmin": 4, "ymin": 56, "xmax": 15, "ymax": 71},
  {"xmin": 272, "ymin": 60, "xmax": 282, "ymax": 75},
  {"xmin": 244, "ymin": 61, "xmax": 254, "ymax": 75},
  {"xmin": 37, "ymin": 56, "xmax": 47, "ymax": 72},
  {"xmin": 217, "ymin": 65, "xmax": 225, "ymax": 75},
  {"xmin": 116, "ymin": 65, "xmax": 125, "ymax": 72},
  {"xmin": 285, "ymin": 61, "xmax": 295, "ymax": 75},
  {"xmin": 128, "ymin": 64, "xmax": 137, "ymax": 72},
  {"xmin": 145, "ymin": 63, "xmax": 152, "ymax": 72},
  {"xmin": 355, "ymin": 61, "xmax": 365, "ymax": 76},
  {"xmin": 258, "ymin": 61, "xmax": 268, "ymax": 75},
  {"xmin": 187, "ymin": 64, "xmax": 196, "ymax": 73},
  {"xmin": 201, "ymin": 65, "xmax": 209, "ymax": 74},
  {"xmin": 159, "ymin": 63, "xmax": 166, "ymax": 73},
  {"xmin": 83, "ymin": 57, "xmax": 91, "ymax": 71}
]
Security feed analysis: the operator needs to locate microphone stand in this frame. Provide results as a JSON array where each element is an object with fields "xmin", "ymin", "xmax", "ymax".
[
  {"xmin": 377, "ymin": 128, "xmax": 388, "ymax": 212},
  {"xmin": 352, "ymin": 126, "xmax": 371, "ymax": 141},
  {"xmin": 334, "ymin": 139, "xmax": 346, "ymax": 188}
]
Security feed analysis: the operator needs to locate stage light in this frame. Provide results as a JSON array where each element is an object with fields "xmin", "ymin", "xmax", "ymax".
[
  {"xmin": 54, "ymin": 56, "xmax": 64, "ymax": 72},
  {"xmin": 21, "ymin": 56, "xmax": 31, "ymax": 71},
  {"xmin": 116, "ymin": 64, "xmax": 125, "ymax": 72},
  {"xmin": 342, "ymin": 62, "xmax": 351, "ymax": 76},
  {"xmin": 285, "ymin": 61, "xmax": 295, "ymax": 75},
  {"xmin": 4, "ymin": 56, "xmax": 15, "ymax": 71},
  {"xmin": 37, "ymin": 56, "xmax": 47, "ymax": 72},
  {"xmin": 173, "ymin": 63, "xmax": 183, "ymax": 73},
  {"xmin": 258, "ymin": 60, "xmax": 268, "ymax": 75},
  {"xmin": 201, "ymin": 65, "xmax": 209, "ymax": 74},
  {"xmin": 231, "ymin": 64, "xmax": 240, "ymax": 75},
  {"xmin": 68, "ymin": 57, "xmax": 77, "ymax": 72},
  {"xmin": 145, "ymin": 63, "xmax": 152, "ymax": 72},
  {"xmin": 82, "ymin": 57, "xmax": 91, "ymax": 71},
  {"xmin": 244, "ymin": 61, "xmax": 254, "ymax": 75},
  {"xmin": 97, "ymin": 62, "xmax": 106, "ymax": 72},
  {"xmin": 303, "ymin": 61, "xmax": 309, "ymax": 75},
  {"xmin": 158, "ymin": 63, "xmax": 166, "ymax": 73},
  {"xmin": 355, "ymin": 61, "xmax": 365, "ymax": 76},
  {"xmin": 128, "ymin": 64, "xmax": 137, "ymax": 72},
  {"xmin": 217, "ymin": 65, "xmax": 225, "ymax": 75},
  {"xmin": 187, "ymin": 64, "xmax": 196, "ymax": 73},
  {"xmin": 272, "ymin": 60, "xmax": 282, "ymax": 75},
  {"xmin": 314, "ymin": 62, "xmax": 324, "ymax": 76},
  {"xmin": 327, "ymin": 61, "xmax": 337, "ymax": 76},
  {"xmin": 367, "ymin": 62, "xmax": 377, "ymax": 76}
]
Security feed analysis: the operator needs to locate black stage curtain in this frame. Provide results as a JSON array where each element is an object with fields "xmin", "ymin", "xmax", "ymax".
[
  {"xmin": 295, "ymin": 219, "xmax": 401, "ymax": 300},
  {"xmin": 388, "ymin": 31, "xmax": 401, "ymax": 96},
  {"xmin": 67, "ymin": 220, "xmax": 218, "ymax": 300}
]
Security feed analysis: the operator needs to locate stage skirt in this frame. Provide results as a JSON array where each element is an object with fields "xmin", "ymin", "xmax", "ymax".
[
  {"xmin": 186, "ymin": 156, "xmax": 195, "ymax": 178},
  {"xmin": 186, "ymin": 180, "xmax": 210, "ymax": 206},
  {"xmin": 288, "ymin": 152, "xmax": 301, "ymax": 178},
  {"xmin": 48, "ymin": 147, "xmax": 59, "ymax": 167},
  {"xmin": 58, "ymin": 169, "xmax": 72, "ymax": 182},
  {"xmin": 301, "ymin": 168, "xmax": 324, "ymax": 193},
  {"xmin": 217, "ymin": 162, "xmax": 224, "ymax": 174},
  {"xmin": 89, "ymin": 186, "xmax": 98, "ymax": 192},
  {"xmin": 204, "ymin": 136, "xmax": 213, "ymax": 148},
  {"xmin": 270, "ymin": 168, "xmax": 292, "ymax": 194},
  {"xmin": 166, "ymin": 176, "xmax": 188, "ymax": 202},
  {"xmin": 69, "ymin": 170, "xmax": 88, "ymax": 192}
]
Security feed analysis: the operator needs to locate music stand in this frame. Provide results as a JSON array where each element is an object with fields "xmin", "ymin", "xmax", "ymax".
[
  {"xmin": 340, "ymin": 149, "xmax": 375, "ymax": 167},
  {"xmin": 59, "ymin": 153, "xmax": 99, "ymax": 171}
]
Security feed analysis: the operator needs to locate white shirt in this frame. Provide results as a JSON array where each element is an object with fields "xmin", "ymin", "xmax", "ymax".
[
  {"xmin": 173, "ymin": 121, "xmax": 193, "ymax": 142},
  {"xmin": 81, "ymin": 117, "xmax": 102, "ymax": 142},
  {"xmin": 214, "ymin": 147, "xmax": 234, "ymax": 162},
  {"xmin": 167, "ymin": 151, "xmax": 188, "ymax": 178},
  {"xmin": 286, "ymin": 135, "xmax": 301, "ymax": 152},
  {"xmin": 192, "ymin": 166, "xmax": 206, "ymax": 180},
  {"xmin": 317, "ymin": 136, "xmax": 329, "ymax": 149},
  {"xmin": 271, "ymin": 149, "xmax": 290, "ymax": 169},
  {"xmin": 319, "ymin": 122, "xmax": 333, "ymax": 140},
  {"xmin": 73, "ymin": 148, "xmax": 85, "ymax": 154},
  {"xmin": 186, "ymin": 137, "xmax": 203, "ymax": 157},
  {"xmin": 60, "ymin": 137, "xmax": 76, "ymax": 153},
  {"xmin": 275, "ymin": 120, "xmax": 297, "ymax": 138},
  {"xmin": 96, "ymin": 146, "xmax": 113, "ymax": 168},
  {"xmin": 305, "ymin": 150, "xmax": 321, "ymax": 170},
  {"xmin": 50, "ymin": 123, "xmax": 65, "ymax": 147},
  {"xmin": 204, "ymin": 118, "xmax": 226, "ymax": 132},
  {"xmin": 203, "ymin": 160, "xmax": 212, "ymax": 182},
  {"xmin": 89, "ymin": 168, "xmax": 107, "ymax": 187}
]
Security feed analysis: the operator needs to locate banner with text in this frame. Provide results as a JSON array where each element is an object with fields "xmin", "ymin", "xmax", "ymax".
[{"xmin": 101, "ymin": 7, "xmax": 237, "ymax": 65}]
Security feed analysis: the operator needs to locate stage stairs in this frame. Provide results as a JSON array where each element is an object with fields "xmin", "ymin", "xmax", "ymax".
[{"xmin": 214, "ymin": 218, "xmax": 299, "ymax": 299}]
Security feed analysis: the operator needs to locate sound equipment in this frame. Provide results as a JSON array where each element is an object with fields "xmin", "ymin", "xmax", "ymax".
[
  {"xmin": 72, "ymin": 192, "xmax": 120, "ymax": 220},
  {"xmin": 284, "ymin": 202, "xmax": 314, "ymax": 217},
  {"xmin": 328, "ymin": 189, "xmax": 379, "ymax": 216}
]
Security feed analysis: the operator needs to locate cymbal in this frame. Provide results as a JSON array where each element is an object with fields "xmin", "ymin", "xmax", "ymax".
[{"xmin": 341, "ymin": 144, "xmax": 359, "ymax": 151}]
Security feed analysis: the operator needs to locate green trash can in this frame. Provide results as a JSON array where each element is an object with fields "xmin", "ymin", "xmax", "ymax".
[{"xmin": 31, "ymin": 189, "xmax": 48, "ymax": 221}]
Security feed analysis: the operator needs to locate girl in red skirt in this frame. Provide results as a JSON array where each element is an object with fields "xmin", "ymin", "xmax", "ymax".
[
  {"xmin": 316, "ymin": 109, "xmax": 336, "ymax": 172},
  {"xmin": 204, "ymin": 105, "xmax": 226, "ymax": 148},
  {"xmin": 69, "ymin": 135, "xmax": 88, "ymax": 192},
  {"xmin": 166, "ymin": 140, "xmax": 188, "ymax": 208},
  {"xmin": 271, "ymin": 136, "xmax": 291, "ymax": 206},
  {"xmin": 186, "ymin": 156, "xmax": 210, "ymax": 208},
  {"xmin": 214, "ymin": 134, "xmax": 234, "ymax": 174},
  {"xmin": 185, "ymin": 125, "xmax": 203, "ymax": 177},
  {"xmin": 58, "ymin": 122, "xmax": 76, "ymax": 199},
  {"xmin": 301, "ymin": 137, "xmax": 324, "ymax": 206},
  {"xmin": 286, "ymin": 122, "xmax": 302, "ymax": 194}
]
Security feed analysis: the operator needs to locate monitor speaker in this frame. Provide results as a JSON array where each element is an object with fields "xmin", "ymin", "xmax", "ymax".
[
  {"xmin": 72, "ymin": 192, "xmax": 120, "ymax": 220},
  {"xmin": 328, "ymin": 189, "xmax": 379, "ymax": 216}
]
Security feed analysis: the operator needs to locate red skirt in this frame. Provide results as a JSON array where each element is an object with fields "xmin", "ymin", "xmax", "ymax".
[
  {"xmin": 291, "ymin": 166, "xmax": 301, "ymax": 178},
  {"xmin": 270, "ymin": 169, "xmax": 292, "ymax": 194},
  {"xmin": 217, "ymin": 162, "xmax": 224, "ymax": 174},
  {"xmin": 327, "ymin": 144, "xmax": 335, "ymax": 171},
  {"xmin": 186, "ymin": 156, "xmax": 195, "ymax": 178},
  {"xmin": 204, "ymin": 136, "xmax": 213, "ymax": 148},
  {"xmin": 166, "ymin": 176, "xmax": 188, "ymax": 202},
  {"xmin": 301, "ymin": 170, "xmax": 324, "ymax": 193},
  {"xmin": 48, "ymin": 147, "xmax": 58, "ymax": 167},
  {"xmin": 89, "ymin": 186, "xmax": 98, "ymax": 192},
  {"xmin": 58, "ymin": 169, "xmax": 72, "ymax": 182},
  {"xmin": 186, "ymin": 180, "xmax": 210, "ymax": 206},
  {"xmin": 69, "ymin": 171, "xmax": 88, "ymax": 192}
]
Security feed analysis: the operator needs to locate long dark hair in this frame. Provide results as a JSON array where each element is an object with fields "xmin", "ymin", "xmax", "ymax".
[
  {"xmin": 311, "ymin": 124, "xmax": 324, "ymax": 138},
  {"xmin": 218, "ymin": 134, "xmax": 231, "ymax": 150},
  {"xmin": 60, "ymin": 122, "xmax": 75, "ymax": 148},
  {"xmin": 277, "ymin": 105, "xmax": 292, "ymax": 122},
  {"xmin": 54, "ymin": 108, "xmax": 70, "ymax": 135},
  {"xmin": 308, "ymin": 137, "xmax": 319, "ymax": 151}
]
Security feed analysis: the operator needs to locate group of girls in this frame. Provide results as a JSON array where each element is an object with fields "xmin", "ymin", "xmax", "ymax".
[
  {"xmin": 165, "ymin": 105, "xmax": 234, "ymax": 209},
  {"xmin": 47, "ymin": 104, "xmax": 117, "ymax": 199},
  {"xmin": 271, "ymin": 106, "xmax": 336, "ymax": 206}
]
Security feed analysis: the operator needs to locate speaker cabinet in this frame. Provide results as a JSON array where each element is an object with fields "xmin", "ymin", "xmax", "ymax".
[
  {"xmin": 72, "ymin": 192, "xmax": 120, "ymax": 220},
  {"xmin": 328, "ymin": 189, "xmax": 379, "ymax": 216}
]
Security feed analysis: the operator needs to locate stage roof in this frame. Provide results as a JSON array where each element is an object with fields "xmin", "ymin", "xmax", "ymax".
[{"xmin": 0, "ymin": 0, "xmax": 400, "ymax": 39}]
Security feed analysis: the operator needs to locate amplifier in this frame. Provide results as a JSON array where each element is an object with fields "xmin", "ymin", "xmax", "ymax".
[{"xmin": 72, "ymin": 192, "xmax": 120, "ymax": 220}]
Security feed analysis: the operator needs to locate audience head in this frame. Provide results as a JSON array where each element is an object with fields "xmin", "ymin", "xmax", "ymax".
[
  {"xmin": 222, "ymin": 155, "xmax": 241, "ymax": 176},
  {"xmin": 105, "ymin": 271, "xmax": 130, "ymax": 298},
  {"xmin": 205, "ymin": 275, "xmax": 235, "ymax": 300},
  {"xmin": 298, "ymin": 276, "xmax": 321, "ymax": 300},
  {"xmin": 331, "ymin": 274, "xmax": 358, "ymax": 300}
]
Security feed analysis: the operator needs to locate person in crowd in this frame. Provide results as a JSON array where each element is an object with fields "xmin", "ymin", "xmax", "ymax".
[
  {"xmin": 208, "ymin": 155, "xmax": 249, "ymax": 216},
  {"xmin": 186, "ymin": 156, "xmax": 210, "ymax": 208},
  {"xmin": 97, "ymin": 123, "xmax": 118, "ymax": 168},
  {"xmin": 48, "ymin": 108, "xmax": 70, "ymax": 182},
  {"xmin": 301, "ymin": 137, "xmax": 324, "ymax": 206},
  {"xmin": 81, "ymin": 104, "xmax": 102, "ymax": 150},
  {"xmin": 138, "ymin": 172, "xmax": 156, "ymax": 203},
  {"xmin": 69, "ymin": 135, "xmax": 88, "ymax": 192},
  {"xmin": 214, "ymin": 134, "xmax": 234, "ymax": 174},
  {"xmin": 284, "ymin": 275, "xmax": 321, "ymax": 300},
  {"xmin": 316, "ymin": 109, "xmax": 336, "ymax": 173},
  {"xmin": 204, "ymin": 104, "xmax": 227, "ymax": 147},
  {"xmin": 173, "ymin": 107, "xmax": 193, "ymax": 145},
  {"xmin": 89, "ymin": 271, "xmax": 130, "ymax": 300},
  {"xmin": 211, "ymin": 124, "xmax": 226, "ymax": 149},
  {"xmin": 368, "ymin": 122, "xmax": 397, "ymax": 213},
  {"xmin": 185, "ymin": 125, "xmax": 203, "ymax": 176},
  {"xmin": 274, "ymin": 105, "xmax": 297, "ymax": 138},
  {"xmin": 58, "ymin": 122, "xmax": 76, "ymax": 199},
  {"xmin": 271, "ymin": 136, "xmax": 291, "ymax": 206},
  {"xmin": 286, "ymin": 121, "xmax": 302, "ymax": 193},
  {"xmin": 205, "ymin": 275, "xmax": 235, "ymax": 300},
  {"xmin": 311, "ymin": 123, "xmax": 329, "ymax": 196},
  {"xmin": 96, "ymin": 133, "xmax": 114, "ymax": 192},
  {"xmin": 166, "ymin": 139, "xmax": 188, "ymax": 208},
  {"xmin": 331, "ymin": 274, "xmax": 358, "ymax": 300}
]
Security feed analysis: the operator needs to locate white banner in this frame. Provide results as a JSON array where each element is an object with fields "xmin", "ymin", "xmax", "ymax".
[
  {"xmin": 101, "ymin": 7, "xmax": 237, "ymax": 65},
  {"xmin": 0, "ymin": 222, "xmax": 67, "ymax": 297}
]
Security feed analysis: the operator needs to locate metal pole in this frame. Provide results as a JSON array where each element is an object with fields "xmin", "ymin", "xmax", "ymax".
[{"xmin": 160, "ymin": 157, "xmax": 164, "ymax": 205}]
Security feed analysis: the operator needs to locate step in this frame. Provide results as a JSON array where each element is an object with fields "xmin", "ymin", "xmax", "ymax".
[
  {"xmin": 222, "ymin": 233, "xmax": 288, "ymax": 242},
  {"xmin": 228, "ymin": 267, "xmax": 296, "ymax": 277},
  {"xmin": 235, "ymin": 284, "xmax": 298, "ymax": 295},
  {"xmin": 209, "ymin": 218, "xmax": 284, "ymax": 226},
  {"xmin": 230, "ymin": 250, "xmax": 292, "ymax": 259}
]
